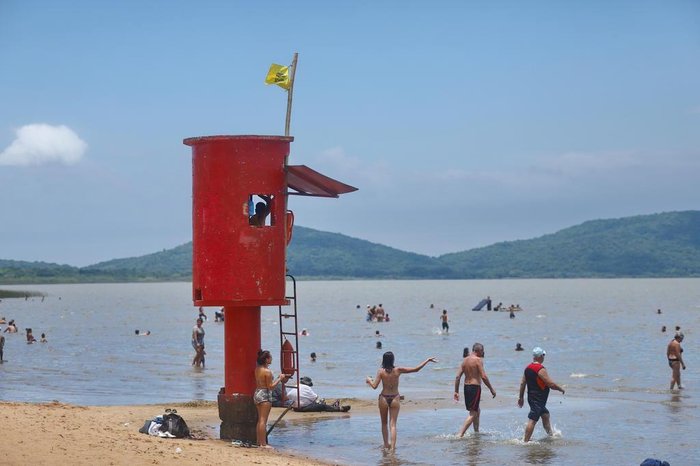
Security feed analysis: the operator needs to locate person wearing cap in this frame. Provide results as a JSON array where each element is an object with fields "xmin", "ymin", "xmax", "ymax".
[
  {"xmin": 285, "ymin": 376, "xmax": 350, "ymax": 412},
  {"xmin": 667, "ymin": 332, "xmax": 686, "ymax": 389},
  {"xmin": 518, "ymin": 347, "xmax": 565, "ymax": 442},
  {"xmin": 454, "ymin": 342, "xmax": 496, "ymax": 437}
]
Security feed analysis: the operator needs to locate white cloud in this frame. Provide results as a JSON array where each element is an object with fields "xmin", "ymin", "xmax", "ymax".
[{"xmin": 0, "ymin": 123, "xmax": 87, "ymax": 166}]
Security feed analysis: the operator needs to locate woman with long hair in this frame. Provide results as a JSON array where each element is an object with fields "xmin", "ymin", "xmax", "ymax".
[
  {"xmin": 366, "ymin": 351, "xmax": 436, "ymax": 451},
  {"xmin": 254, "ymin": 349, "xmax": 289, "ymax": 447}
]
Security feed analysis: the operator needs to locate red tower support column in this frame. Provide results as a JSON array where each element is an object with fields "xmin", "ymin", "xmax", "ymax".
[
  {"xmin": 217, "ymin": 305, "xmax": 261, "ymax": 442},
  {"xmin": 223, "ymin": 306, "xmax": 261, "ymax": 395}
]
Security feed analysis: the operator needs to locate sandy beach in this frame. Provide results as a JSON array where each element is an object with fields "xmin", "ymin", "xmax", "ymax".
[
  {"xmin": 0, "ymin": 400, "xmax": 337, "ymax": 466},
  {"xmin": 1, "ymin": 398, "xmax": 425, "ymax": 466},
  {"xmin": 1, "ymin": 397, "xmax": 456, "ymax": 466}
]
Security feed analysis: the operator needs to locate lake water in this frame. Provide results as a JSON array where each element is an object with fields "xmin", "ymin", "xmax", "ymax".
[{"xmin": 1, "ymin": 279, "xmax": 698, "ymax": 465}]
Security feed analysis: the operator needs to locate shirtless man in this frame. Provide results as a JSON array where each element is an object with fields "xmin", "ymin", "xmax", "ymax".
[
  {"xmin": 249, "ymin": 195, "xmax": 272, "ymax": 226},
  {"xmin": 441, "ymin": 310, "xmax": 449, "ymax": 334},
  {"xmin": 454, "ymin": 342, "xmax": 496, "ymax": 436},
  {"xmin": 667, "ymin": 332, "xmax": 686, "ymax": 389}
]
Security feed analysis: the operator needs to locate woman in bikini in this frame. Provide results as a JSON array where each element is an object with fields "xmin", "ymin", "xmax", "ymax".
[
  {"xmin": 254, "ymin": 349, "xmax": 289, "ymax": 447},
  {"xmin": 366, "ymin": 351, "xmax": 437, "ymax": 451},
  {"xmin": 667, "ymin": 332, "xmax": 686, "ymax": 389}
]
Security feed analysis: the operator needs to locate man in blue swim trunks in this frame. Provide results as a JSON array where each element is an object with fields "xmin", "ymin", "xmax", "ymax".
[
  {"xmin": 518, "ymin": 347, "xmax": 565, "ymax": 442},
  {"xmin": 454, "ymin": 342, "xmax": 496, "ymax": 436}
]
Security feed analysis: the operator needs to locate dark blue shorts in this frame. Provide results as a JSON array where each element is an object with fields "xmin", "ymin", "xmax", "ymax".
[
  {"xmin": 527, "ymin": 400, "xmax": 549, "ymax": 421},
  {"xmin": 464, "ymin": 384, "xmax": 481, "ymax": 412}
]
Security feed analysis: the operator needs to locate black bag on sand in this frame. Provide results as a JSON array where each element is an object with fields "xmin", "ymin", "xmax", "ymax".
[
  {"xmin": 160, "ymin": 412, "xmax": 190, "ymax": 438},
  {"xmin": 138, "ymin": 419, "xmax": 152, "ymax": 434}
]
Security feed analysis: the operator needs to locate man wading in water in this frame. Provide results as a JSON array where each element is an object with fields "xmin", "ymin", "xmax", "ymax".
[
  {"xmin": 518, "ymin": 347, "xmax": 565, "ymax": 442},
  {"xmin": 454, "ymin": 342, "xmax": 496, "ymax": 436}
]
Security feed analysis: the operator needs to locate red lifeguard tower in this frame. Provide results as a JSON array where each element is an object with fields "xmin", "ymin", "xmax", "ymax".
[{"xmin": 183, "ymin": 135, "xmax": 356, "ymax": 441}]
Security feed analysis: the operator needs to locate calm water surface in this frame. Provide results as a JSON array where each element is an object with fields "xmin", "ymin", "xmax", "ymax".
[{"xmin": 1, "ymin": 279, "xmax": 698, "ymax": 465}]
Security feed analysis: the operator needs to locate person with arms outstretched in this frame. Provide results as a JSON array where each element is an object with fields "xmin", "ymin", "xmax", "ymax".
[{"xmin": 366, "ymin": 352, "xmax": 437, "ymax": 451}]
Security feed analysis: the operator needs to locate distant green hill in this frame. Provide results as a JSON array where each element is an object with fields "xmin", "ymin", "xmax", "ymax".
[
  {"xmin": 1, "ymin": 211, "xmax": 698, "ymax": 284},
  {"xmin": 439, "ymin": 211, "xmax": 700, "ymax": 278}
]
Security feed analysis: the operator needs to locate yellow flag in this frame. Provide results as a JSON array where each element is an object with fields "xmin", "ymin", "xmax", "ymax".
[{"xmin": 265, "ymin": 63, "xmax": 291, "ymax": 90}]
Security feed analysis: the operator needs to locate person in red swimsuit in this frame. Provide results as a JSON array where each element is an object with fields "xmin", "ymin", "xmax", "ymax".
[{"xmin": 518, "ymin": 347, "xmax": 565, "ymax": 442}]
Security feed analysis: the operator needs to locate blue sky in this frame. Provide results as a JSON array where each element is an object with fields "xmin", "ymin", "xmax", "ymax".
[{"xmin": 1, "ymin": 1, "xmax": 699, "ymax": 266}]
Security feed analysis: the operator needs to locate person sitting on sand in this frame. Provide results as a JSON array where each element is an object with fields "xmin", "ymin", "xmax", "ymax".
[
  {"xmin": 286, "ymin": 376, "xmax": 350, "ymax": 412},
  {"xmin": 366, "ymin": 351, "xmax": 437, "ymax": 451}
]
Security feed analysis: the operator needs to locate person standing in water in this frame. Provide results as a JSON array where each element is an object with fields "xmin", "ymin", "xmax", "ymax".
[
  {"xmin": 191, "ymin": 318, "xmax": 205, "ymax": 368},
  {"xmin": 441, "ymin": 310, "xmax": 449, "ymax": 334},
  {"xmin": 254, "ymin": 349, "xmax": 289, "ymax": 447},
  {"xmin": 454, "ymin": 342, "xmax": 496, "ymax": 436},
  {"xmin": 518, "ymin": 347, "xmax": 565, "ymax": 442},
  {"xmin": 366, "ymin": 352, "xmax": 437, "ymax": 451},
  {"xmin": 667, "ymin": 332, "xmax": 686, "ymax": 389}
]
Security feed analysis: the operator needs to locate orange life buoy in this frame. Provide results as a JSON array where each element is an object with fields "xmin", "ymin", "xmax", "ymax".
[{"xmin": 281, "ymin": 339, "xmax": 296, "ymax": 376}]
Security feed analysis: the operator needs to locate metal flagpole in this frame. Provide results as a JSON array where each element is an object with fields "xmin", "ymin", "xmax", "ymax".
[{"xmin": 284, "ymin": 52, "xmax": 298, "ymax": 137}]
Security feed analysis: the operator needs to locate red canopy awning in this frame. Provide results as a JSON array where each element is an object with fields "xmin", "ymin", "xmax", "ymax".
[{"xmin": 286, "ymin": 165, "xmax": 358, "ymax": 198}]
